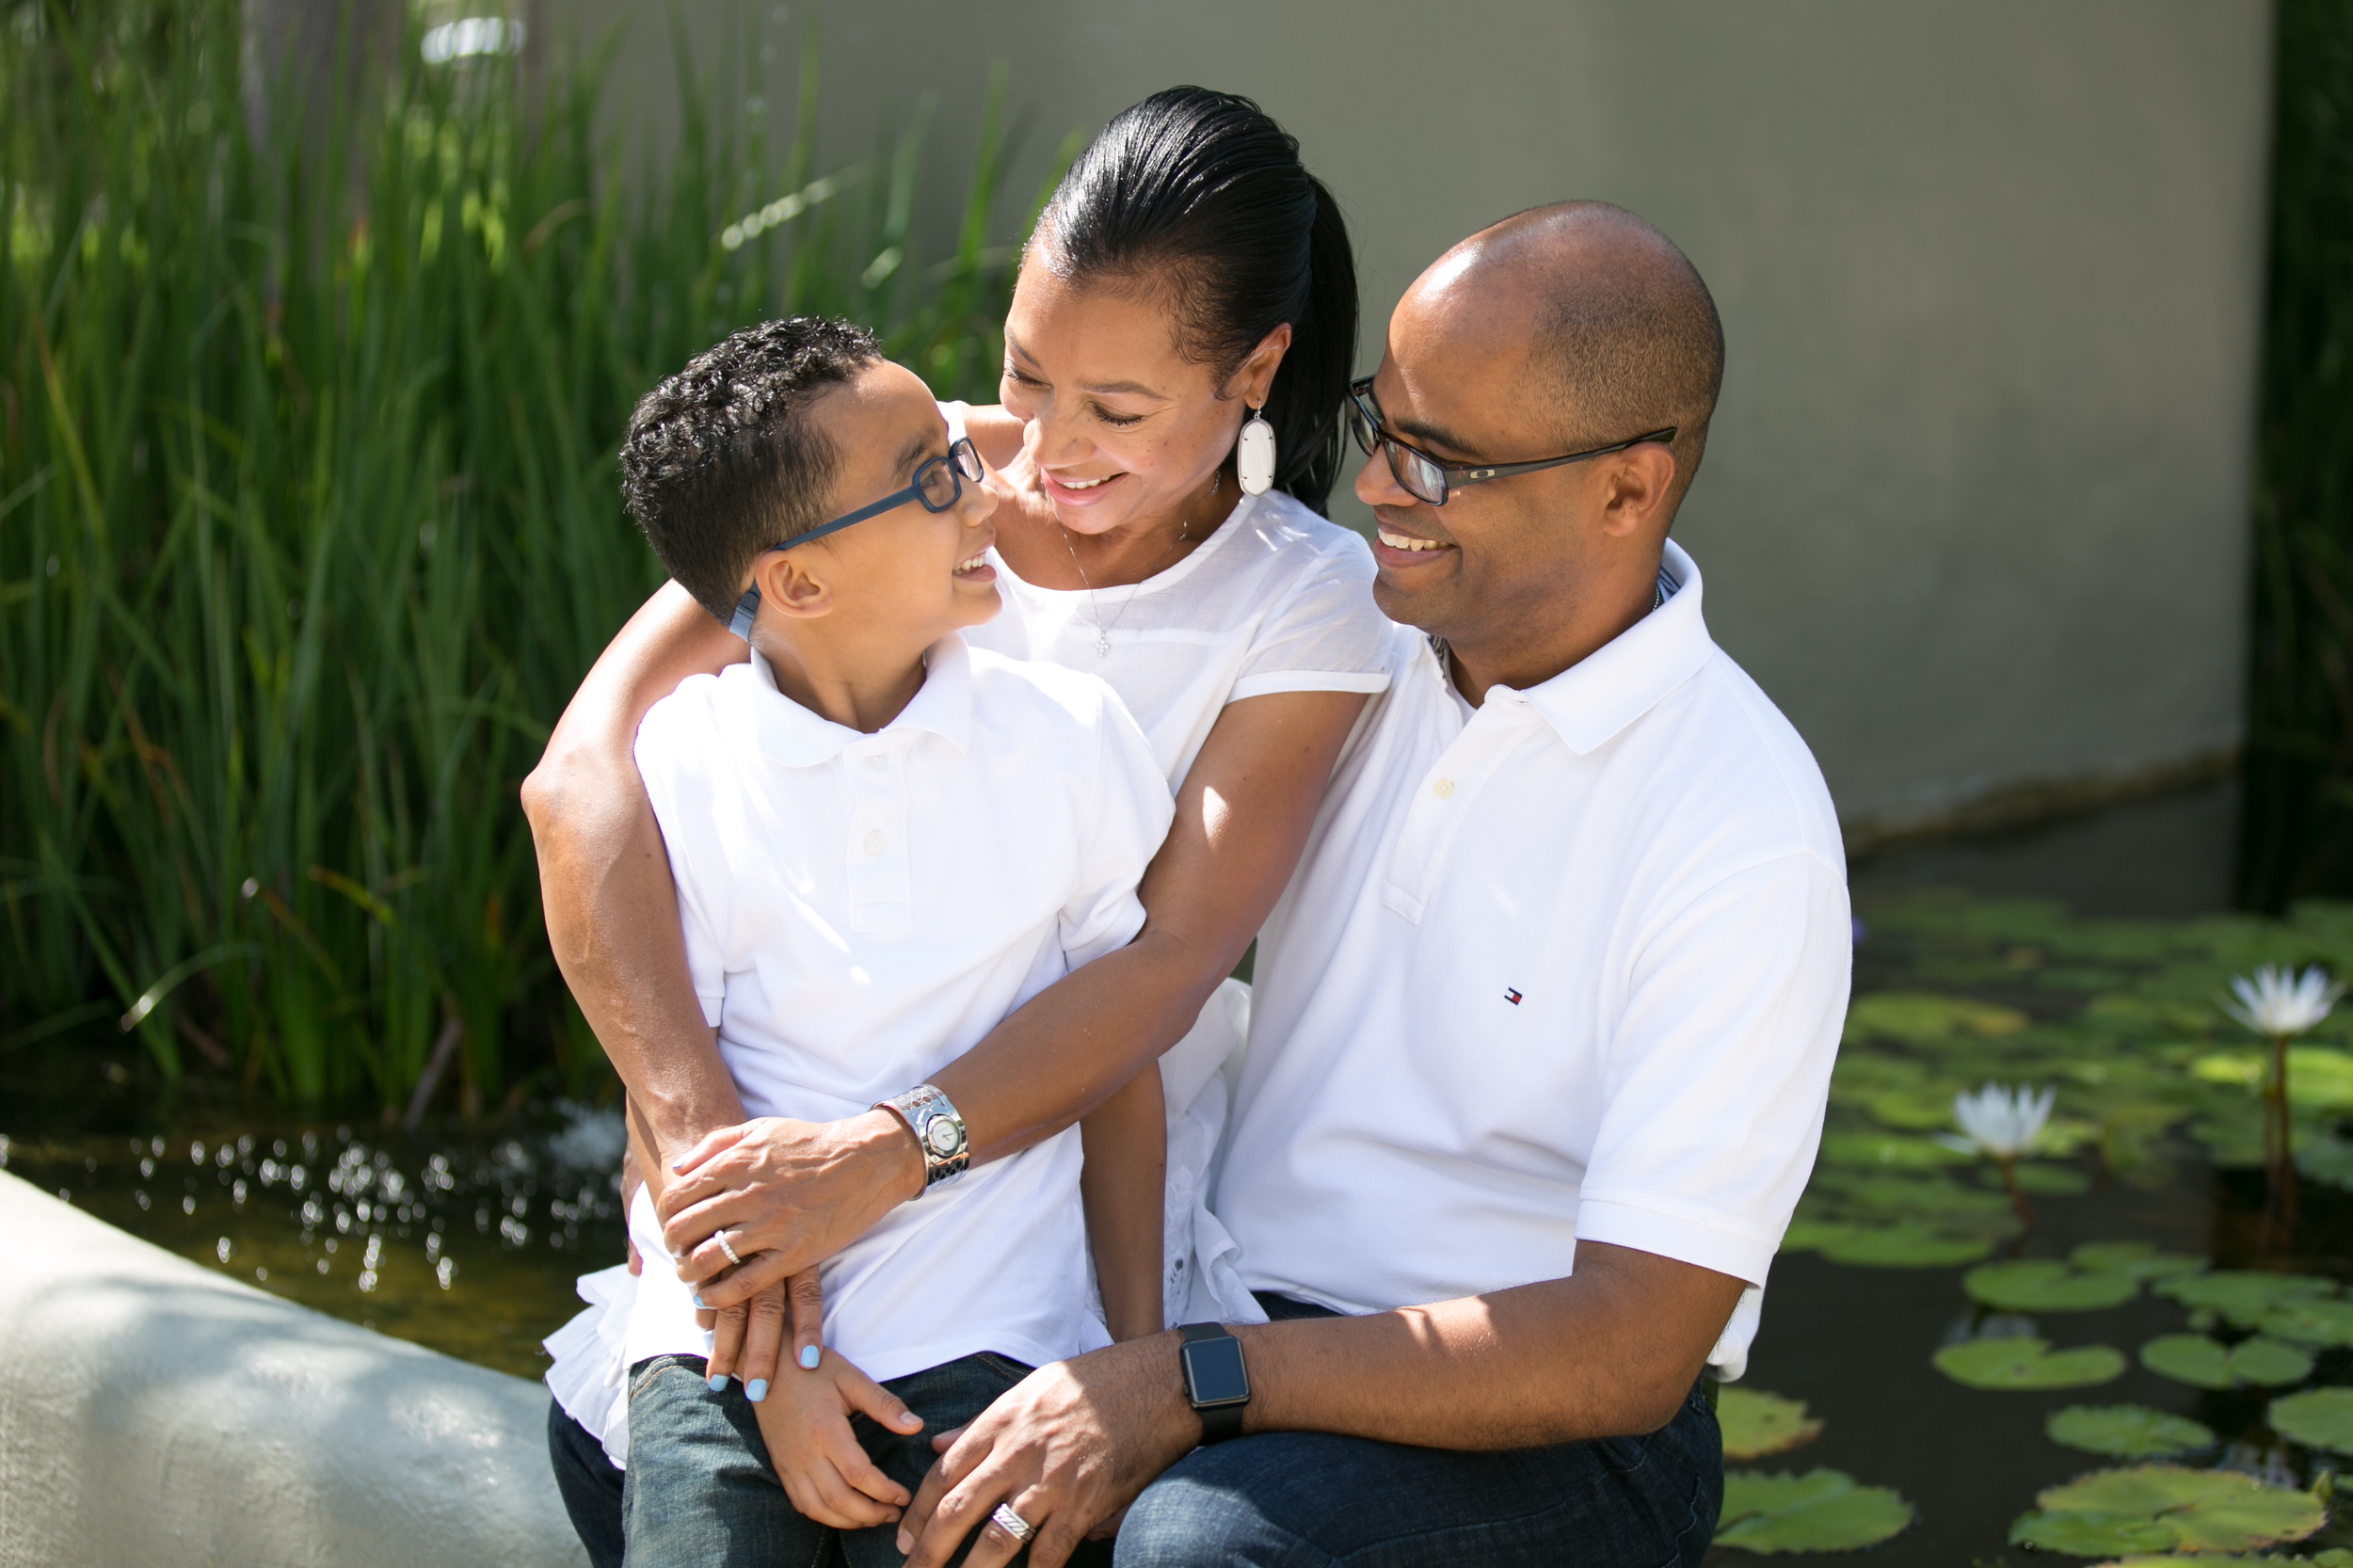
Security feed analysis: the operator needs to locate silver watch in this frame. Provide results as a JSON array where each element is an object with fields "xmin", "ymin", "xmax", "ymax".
[{"xmin": 877, "ymin": 1083, "xmax": 968, "ymax": 1192}]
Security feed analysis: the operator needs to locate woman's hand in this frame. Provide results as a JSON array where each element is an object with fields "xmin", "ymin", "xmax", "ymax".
[
  {"xmin": 897, "ymin": 1336, "xmax": 1201, "ymax": 1568},
  {"xmin": 656, "ymin": 1112, "xmax": 922, "ymax": 1306}
]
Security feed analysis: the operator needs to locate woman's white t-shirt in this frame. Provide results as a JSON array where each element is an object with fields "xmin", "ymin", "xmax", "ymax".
[{"xmin": 949, "ymin": 412, "xmax": 1395, "ymax": 788}]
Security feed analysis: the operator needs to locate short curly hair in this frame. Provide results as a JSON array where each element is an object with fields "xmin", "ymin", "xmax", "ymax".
[{"xmin": 618, "ymin": 317, "xmax": 882, "ymax": 622}]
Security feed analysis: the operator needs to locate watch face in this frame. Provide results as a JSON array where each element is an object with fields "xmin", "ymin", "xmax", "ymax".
[
  {"xmin": 1182, "ymin": 1338, "xmax": 1250, "ymax": 1405},
  {"xmin": 926, "ymin": 1118, "xmax": 964, "ymax": 1157}
]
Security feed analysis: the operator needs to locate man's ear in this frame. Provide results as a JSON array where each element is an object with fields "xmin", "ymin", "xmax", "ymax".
[
  {"xmin": 1597, "ymin": 444, "xmax": 1678, "ymax": 540},
  {"xmin": 754, "ymin": 548, "xmax": 833, "ymax": 619}
]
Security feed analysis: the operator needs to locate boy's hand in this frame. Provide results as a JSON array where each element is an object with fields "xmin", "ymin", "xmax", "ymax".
[{"xmin": 752, "ymin": 1344, "xmax": 927, "ymax": 1529}]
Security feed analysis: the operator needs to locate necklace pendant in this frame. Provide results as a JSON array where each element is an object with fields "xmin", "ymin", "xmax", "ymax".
[{"xmin": 1095, "ymin": 632, "xmax": 1112, "ymax": 658}]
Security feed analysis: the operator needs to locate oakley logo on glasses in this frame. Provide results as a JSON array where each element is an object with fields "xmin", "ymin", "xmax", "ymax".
[
  {"xmin": 727, "ymin": 437, "xmax": 984, "ymax": 640},
  {"xmin": 1347, "ymin": 376, "xmax": 1674, "ymax": 508}
]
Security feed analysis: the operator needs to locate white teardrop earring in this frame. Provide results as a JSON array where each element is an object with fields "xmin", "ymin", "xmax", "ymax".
[{"xmin": 1237, "ymin": 404, "xmax": 1276, "ymax": 497}]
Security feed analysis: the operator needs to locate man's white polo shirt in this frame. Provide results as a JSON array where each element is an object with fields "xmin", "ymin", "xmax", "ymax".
[
  {"xmin": 1218, "ymin": 540, "xmax": 1848, "ymax": 1377},
  {"xmin": 623, "ymin": 633, "xmax": 1174, "ymax": 1383}
]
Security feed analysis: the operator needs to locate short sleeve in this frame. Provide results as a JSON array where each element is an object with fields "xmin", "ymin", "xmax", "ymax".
[
  {"xmin": 1572, "ymin": 853, "xmax": 1850, "ymax": 1288},
  {"xmin": 1228, "ymin": 534, "xmax": 1396, "ymax": 705},
  {"xmin": 1058, "ymin": 690, "xmax": 1176, "ymax": 968},
  {"xmin": 632, "ymin": 698, "xmax": 728, "ymax": 1030}
]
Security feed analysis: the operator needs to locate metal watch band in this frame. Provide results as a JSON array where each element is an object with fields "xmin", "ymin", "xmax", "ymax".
[
  {"xmin": 876, "ymin": 1083, "xmax": 968, "ymax": 1192},
  {"xmin": 1178, "ymin": 1321, "xmax": 1250, "ymax": 1445}
]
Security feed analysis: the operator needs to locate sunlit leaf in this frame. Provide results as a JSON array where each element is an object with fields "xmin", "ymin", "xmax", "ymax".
[
  {"xmin": 1965, "ymin": 1260, "xmax": 2141, "ymax": 1313},
  {"xmin": 1934, "ymin": 1336, "xmax": 2127, "ymax": 1389},
  {"xmin": 1717, "ymin": 1388, "xmax": 1825, "ymax": 1461},
  {"xmin": 2156, "ymin": 1271, "xmax": 2338, "ymax": 1326},
  {"xmin": 1716, "ymin": 1468, "xmax": 1914, "ymax": 1554},
  {"xmin": 2070, "ymin": 1241, "xmax": 2204, "ymax": 1279},
  {"xmin": 1818, "ymin": 1223, "xmax": 1996, "ymax": 1269},
  {"xmin": 2044, "ymin": 1404, "xmax": 2215, "ymax": 1459},
  {"xmin": 1844, "ymin": 992, "xmax": 2030, "ymax": 1048},
  {"xmin": 2016, "ymin": 1466, "xmax": 2326, "ymax": 1555},
  {"xmin": 2268, "ymin": 1387, "xmax": 2353, "ymax": 1453}
]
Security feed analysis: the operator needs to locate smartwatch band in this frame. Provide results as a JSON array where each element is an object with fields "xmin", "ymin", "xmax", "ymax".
[
  {"xmin": 876, "ymin": 1083, "xmax": 969, "ymax": 1192},
  {"xmin": 1178, "ymin": 1321, "xmax": 1251, "ymax": 1445}
]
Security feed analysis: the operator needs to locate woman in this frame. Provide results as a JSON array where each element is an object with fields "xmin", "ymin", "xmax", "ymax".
[{"xmin": 531, "ymin": 86, "xmax": 1391, "ymax": 1561}]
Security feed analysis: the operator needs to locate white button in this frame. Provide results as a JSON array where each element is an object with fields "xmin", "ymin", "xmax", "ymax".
[
  {"xmin": 864, "ymin": 830, "xmax": 887, "ymax": 856},
  {"xmin": 866, "ymin": 754, "xmax": 888, "ymax": 771},
  {"xmin": 1433, "ymin": 778, "xmax": 1455, "ymax": 800}
]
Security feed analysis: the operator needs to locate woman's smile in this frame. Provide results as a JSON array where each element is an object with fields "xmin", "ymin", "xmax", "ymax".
[{"xmin": 1039, "ymin": 466, "xmax": 1128, "ymax": 507}]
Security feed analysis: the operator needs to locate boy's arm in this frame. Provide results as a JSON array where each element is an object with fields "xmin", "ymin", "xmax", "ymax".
[{"xmin": 1080, "ymin": 1065, "xmax": 1168, "ymax": 1342}]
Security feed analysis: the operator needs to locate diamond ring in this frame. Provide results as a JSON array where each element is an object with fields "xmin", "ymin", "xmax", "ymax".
[
  {"xmin": 989, "ymin": 1502, "xmax": 1035, "ymax": 1544},
  {"xmin": 716, "ymin": 1230, "xmax": 743, "ymax": 1267}
]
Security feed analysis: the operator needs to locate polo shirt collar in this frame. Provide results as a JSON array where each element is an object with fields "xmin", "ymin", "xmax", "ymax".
[
  {"xmin": 1484, "ymin": 539, "xmax": 1714, "ymax": 756},
  {"xmin": 740, "ymin": 632, "xmax": 974, "ymax": 768}
]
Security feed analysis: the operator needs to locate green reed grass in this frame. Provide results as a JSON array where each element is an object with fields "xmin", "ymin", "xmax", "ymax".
[{"xmin": 1, "ymin": 0, "xmax": 1060, "ymax": 1112}]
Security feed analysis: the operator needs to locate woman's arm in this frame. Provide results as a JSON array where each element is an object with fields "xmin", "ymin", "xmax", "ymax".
[
  {"xmin": 520, "ymin": 580, "xmax": 750, "ymax": 1168},
  {"xmin": 1080, "ymin": 1065, "xmax": 1168, "ymax": 1342},
  {"xmin": 660, "ymin": 687, "xmax": 1370, "ymax": 1303}
]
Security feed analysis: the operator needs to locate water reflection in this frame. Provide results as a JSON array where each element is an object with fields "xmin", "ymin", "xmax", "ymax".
[{"xmin": 0, "ymin": 1102, "xmax": 628, "ymax": 1380}]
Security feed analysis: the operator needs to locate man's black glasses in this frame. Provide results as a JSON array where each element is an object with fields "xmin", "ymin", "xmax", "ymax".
[
  {"xmin": 728, "ymin": 437, "xmax": 984, "ymax": 639},
  {"xmin": 1346, "ymin": 377, "xmax": 1674, "ymax": 507}
]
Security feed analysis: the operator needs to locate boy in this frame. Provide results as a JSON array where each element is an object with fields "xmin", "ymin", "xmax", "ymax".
[{"xmin": 601, "ymin": 317, "xmax": 1171, "ymax": 1563}]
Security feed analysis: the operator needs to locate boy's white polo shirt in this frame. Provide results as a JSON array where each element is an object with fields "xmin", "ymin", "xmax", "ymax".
[
  {"xmin": 624, "ymin": 633, "xmax": 1174, "ymax": 1383},
  {"xmin": 1218, "ymin": 540, "xmax": 1849, "ymax": 1378}
]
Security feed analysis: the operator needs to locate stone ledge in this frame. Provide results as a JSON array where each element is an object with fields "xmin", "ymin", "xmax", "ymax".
[{"xmin": 0, "ymin": 1172, "xmax": 584, "ymax": 1568}]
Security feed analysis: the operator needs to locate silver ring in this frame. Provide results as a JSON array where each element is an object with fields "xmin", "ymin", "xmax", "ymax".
[
  {"xmin": 989, "ymin": 1501, "xmax": 1035, "ymax": 1544},
  {"xmin": 716, "ymin": 1230, "xmax": 742, "ymax": 1267}
]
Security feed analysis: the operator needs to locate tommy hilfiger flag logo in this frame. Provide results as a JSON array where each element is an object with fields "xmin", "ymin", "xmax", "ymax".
[{"xmin": 1505, "ymin": 988, "xmax": 1523, "ymax": 1005}]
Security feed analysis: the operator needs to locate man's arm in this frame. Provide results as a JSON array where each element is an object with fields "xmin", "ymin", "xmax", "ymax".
[
  {"xmin": 898, "ymin": 1243, "xmax": 1746, "ymax": 1568},
  {"xmin": 1080, "ymin": 1065, "xmax": 1168, "ymax": 1343}
]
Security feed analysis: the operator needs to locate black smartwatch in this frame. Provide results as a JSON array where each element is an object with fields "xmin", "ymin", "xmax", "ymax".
[{"xmin": 1177, "ymin": 1322, "xmax": 1251, "ymax": 1445}]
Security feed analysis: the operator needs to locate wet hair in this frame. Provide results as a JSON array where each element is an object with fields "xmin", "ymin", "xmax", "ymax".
[
  {"xmin": 1036, "ymin": 87, "xmax": 1357, "ymax": 515},
  {"xmin": 618, "ymin": 316, "xmax": 879, "ymax": 623}
]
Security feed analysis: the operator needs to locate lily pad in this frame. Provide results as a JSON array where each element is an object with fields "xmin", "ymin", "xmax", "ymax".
[
  {"xmin": 2138, "ymin": 1334, "xmax": 2313, "ymax": 1390},
  {"xmin": 2256, "ymin": 1296, "xmax": 2353, "ymax": 1348},
  {"xmin": 1840, "ymin": 1174, "xmax": 2010, "ymax": 1218},
  {"xmin": 1965, "ymin": 1260, "xmax": 2142, "ymax": 1313},
  {"xmin": 2190, "ymin": 1047, "xmax": 2353, "ymax": 1110},
  {"xmin": 2070, "ymin": 1241, "xmax": 2205, "ymax": 1280},
  {"xmin": 1864, "ymin": 1089, "xmax": 1961, "ymax": 1130},
  {"xmin": 1815, "ymin": 1132, "xmax": 1976, "ymax": 1170},
  {"xmin": 1845, "ymin": 992, "xmax": 2030, "ymax": 1047},
  {"xmin": 2012, "ymin": 1465, "xmax": 2326, "ymax": 1554},
  {"xmin": 1934, "ymin": 1336, "xmax": 2128, "ymax": 1389},
  {"xmin": 2268, "ymin": 1387, "xmax": 2353, "ymax": 1453},
  {"xmin": 2007, "ymin": 1162, "xmax": 2095, "ymax": 1195},
  {"xmin": 2155, "ymin": 1271, "xmax": 2338, "ymax": 1327},
  {"xmin": 1715, "ymin": 1468, "xmax": 1914, "ymax": 1554},
  {"xmin": 1718, "ymin": 1388, "xmax": 1825, "ymax": 1461},
  {"xmin": 2044, "ymin": 1404, "xmax": 2216, "ymax": 1459},
  {"xmin": 1819, "ymin": 1223, "xmax": 1996, "ymax": 1269}
]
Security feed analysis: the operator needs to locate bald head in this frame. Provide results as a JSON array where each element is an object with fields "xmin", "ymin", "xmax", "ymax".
[{"xmin": 1411, "ymin": 202, "xmax": 1723, "ymax": 510}]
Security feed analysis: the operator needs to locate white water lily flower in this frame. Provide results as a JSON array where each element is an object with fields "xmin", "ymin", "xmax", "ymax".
[
  {"xmin": 2222, "ymin": 964, "xmax": 2344, "ymax": 1039},
  {"xmin": 1935, "ymin": 1082, "xmax": 2056, "ymax": 1160}
]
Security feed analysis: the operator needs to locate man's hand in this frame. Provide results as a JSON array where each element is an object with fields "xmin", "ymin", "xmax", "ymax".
[
  {"xmin": 898, "ymin": 1336, "xmax": 1200, "ymax": 1568},
  {"xmin": 657, "ymin": 1111, "xmax": 922, "ymax": 1307},
  {"xmin": 751, "ymin": 1343, "xmax": 928, "ymax": 1529}
]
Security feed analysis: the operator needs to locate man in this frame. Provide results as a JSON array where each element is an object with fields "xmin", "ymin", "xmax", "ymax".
[{"xmin": 887, "ymin": 202, "xmax": 1850, "ymax": 1566}]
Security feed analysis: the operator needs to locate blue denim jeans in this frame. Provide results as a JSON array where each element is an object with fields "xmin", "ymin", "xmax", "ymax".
[
  {"xmin": 1112, "ymin": 1294, "xmax": 1723, "ymax": 1568},
  {"xmin": 620, "ymin": 1349, "xmax": 1111, "ymax": 1568},
  {"xmin": 548, "ymin": 1400, "xmax": 626, "ymax": 1568}
]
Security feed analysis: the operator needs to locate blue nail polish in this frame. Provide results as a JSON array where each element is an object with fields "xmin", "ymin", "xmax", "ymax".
[
  {"xmin": 692, "ymin": 1295, "xmax": 707, "ymax": 1309},
  {"xmin": 746, "ymin": 1379, "xmax": 768, "ymax": 1402},
  {"xmin": 707, "ymin": 1373, "xmax": 728, "ymax": 1392},
  {"xmin": 799, "ymin": 1345, "xmax": 822, "ymax": 1369}
]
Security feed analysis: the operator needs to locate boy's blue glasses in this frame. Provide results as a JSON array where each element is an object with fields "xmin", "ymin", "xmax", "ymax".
[{"xmin": 728, "ymin": 437, "xmax": 985, "ymax": 640}]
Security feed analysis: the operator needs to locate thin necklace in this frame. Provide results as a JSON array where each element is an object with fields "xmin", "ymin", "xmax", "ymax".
[{"xmin": 1058, "ymin": 471, "xmax": 1222, "ymax": 659}]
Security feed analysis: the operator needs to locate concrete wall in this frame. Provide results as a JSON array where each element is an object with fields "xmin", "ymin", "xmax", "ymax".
[
  {"xmin": 560, "ymin": 0, "xmax": 2275, "ymax": 840},
  {"xmin": 0, "ymin": 1174, "xmax": 583, "ymax": 1568}
]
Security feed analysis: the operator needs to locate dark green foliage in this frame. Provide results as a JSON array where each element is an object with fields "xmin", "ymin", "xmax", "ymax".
[
  {"xmin": 0, "ymin": 0, "xmax": 1049, "ymax": 1112},
  {"xmin": 2242, "ymin": 0, "xmax": 2353, "ymax": 906}
]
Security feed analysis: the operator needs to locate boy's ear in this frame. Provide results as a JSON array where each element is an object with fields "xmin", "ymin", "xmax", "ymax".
[{"xmin": 754, "ymin": 547, "xmax": 833, "ymax": 618}]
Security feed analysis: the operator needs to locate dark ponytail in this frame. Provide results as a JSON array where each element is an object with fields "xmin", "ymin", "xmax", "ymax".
[{"xmin": 1037, "ymin": 88, "xmax": 1359, "ymax": 516}]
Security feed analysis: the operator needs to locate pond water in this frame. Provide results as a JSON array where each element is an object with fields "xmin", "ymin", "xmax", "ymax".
[{"xmin": 12, "ymin": 782, "xmax": 2353, "ymax": 1561}]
